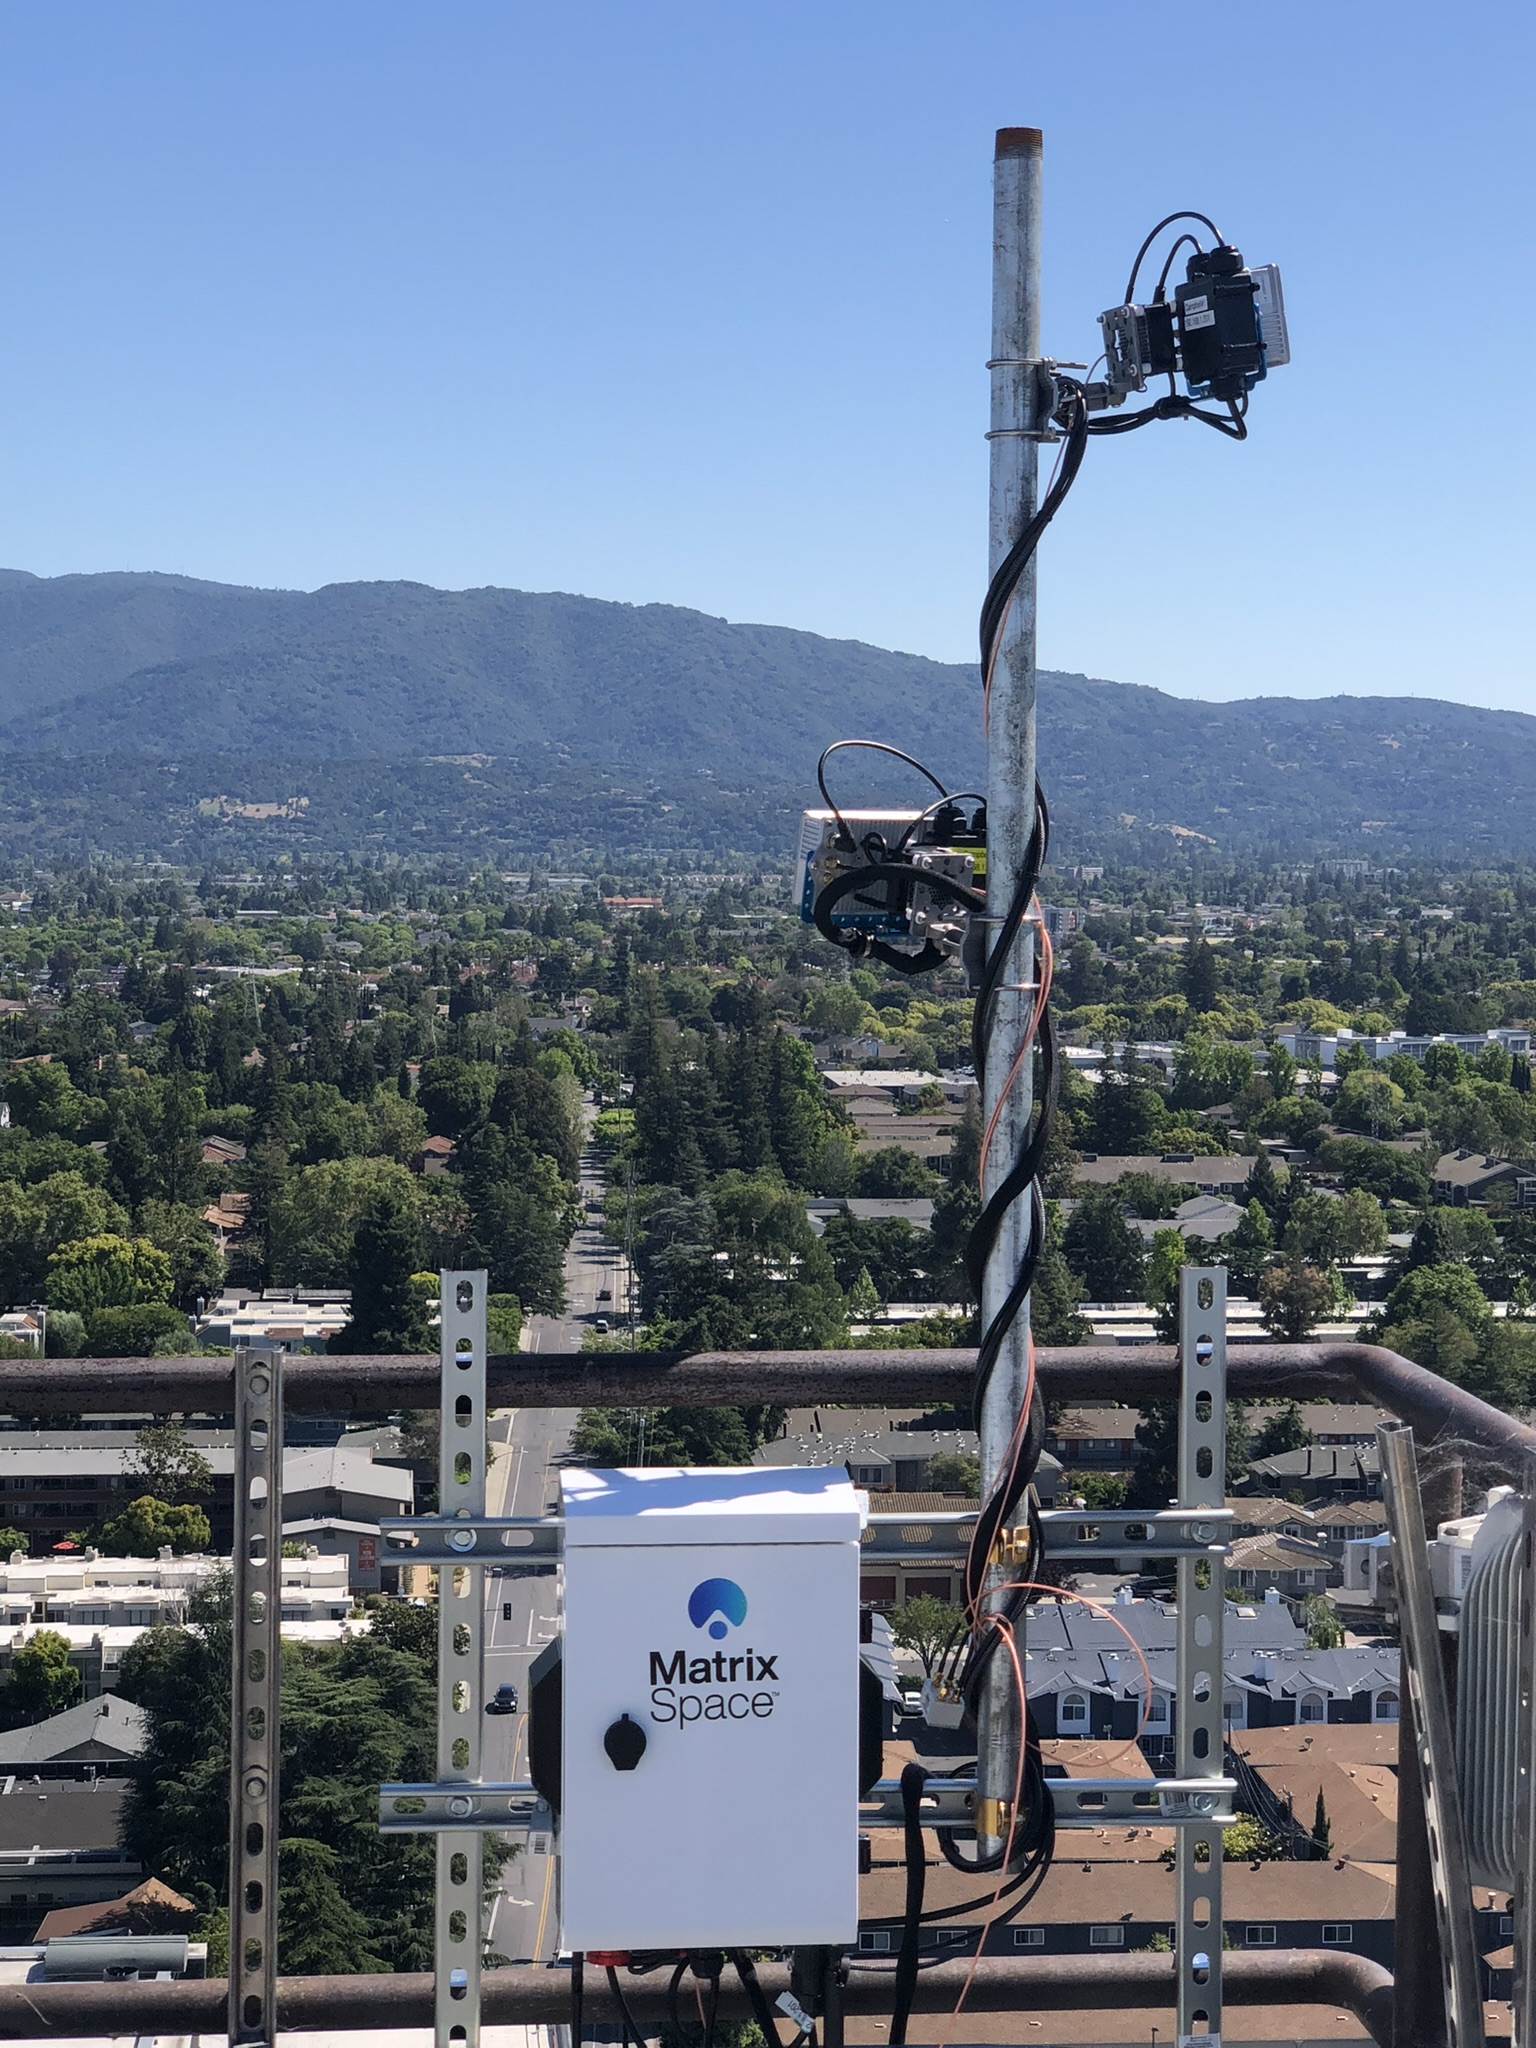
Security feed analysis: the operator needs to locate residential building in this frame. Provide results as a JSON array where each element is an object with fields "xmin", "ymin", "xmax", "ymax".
[
  {"xmin": 1073, "ymin": 1153, "xmax": 1253, "ymax": 1196},
  {"xmin": 194, "ymin": 1286, "xmax": 352, "ymax": 1350},
  {"xmin": 1224, "ymin": 1531, "xmax": 1341, "ymax": 1609},
  {"xmin": 0, "ymin": 1436, "xmax": 411, "ymax": 1552},
  {"xmin": 1045, "ymin": 1407, "xmax": 1139, "ymax": 1474},
  {"xmin": 1276, "ymin": 1025, "xmax": 1532, "ymax": 1073},
  {"xmin": 1432, "ymin": 1151, "xmax": 1522, "ymax": 1207},
  {"xmin": 755, "ymin": 1409, "xmax": 1060, "ymax": 1509},
  {"xmin": 1244, "ymin": 1443, "xmax": 1382, "ymax": 1503},
  {"xmin": 1229, "ymin": 1496, "xmax": 1317, "ymax": 1543},
  {"xmin": 857, "ymin": 1842, "xmax": 1400, "ymax": 1969},
  {"xmin": 0, "ymin": 1779, "xmax": 141, "ymax": 1933},
  {"xmin": 1014, "ymin": 1592, "xmax": 1398, "ymax": 1747}
]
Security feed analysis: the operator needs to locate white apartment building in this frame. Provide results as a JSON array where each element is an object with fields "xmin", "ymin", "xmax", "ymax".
[{"xmin": 1275, "ymin": 1026, "xmax": 1532, "ymax": 1073}]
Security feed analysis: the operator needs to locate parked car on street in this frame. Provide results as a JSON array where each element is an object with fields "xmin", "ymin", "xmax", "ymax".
[{"xmin": 486, "ymin": 1682, "xmax": 519, "ymax": 1716}]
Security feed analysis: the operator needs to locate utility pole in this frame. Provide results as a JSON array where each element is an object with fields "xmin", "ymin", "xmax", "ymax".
[{"xmin": 976, "ymin": 125, "xmax": 1044, "ymax": 1853}]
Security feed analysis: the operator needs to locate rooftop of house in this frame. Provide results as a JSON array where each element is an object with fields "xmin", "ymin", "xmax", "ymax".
[
  {"xmin": 0, "ymin": 1443, "xmax": 412, "ymax": 1501},
  {"xmin": 1047, "ymin": 1407, "xmax": 1139, "ymax": 1440},
  {"xmin": 0, "ymin": 1696, "xmax": 146, "ymax": 1773},
  {"xmin": 1247, "ymin": 1445, "xmax": 1381, "ymax": 1484},
  {"xmin": 1231, "ymin": 1723, "xmax": 1401, "ymax": 1770},
  {"xmin": 857, "ymin": 1829, "xmax": 1398, "ymax": 1926},
  {"xmin": 1227, "ymin": 1531, "xmax": 1336, "ymax": 1572},
  {"xmin": 1432, "ymin": 1149, "xmax": 1518, "ymax": 1187},
  {"xmin": 33, "ymin": 1874, "xmax": 197, "ymax": 1942},
  {"xmin": 843, "ymin": 1198, "xmax": 936, "ymax": 1229},
  {"xmin": 1073, "ymin": 1154, "xmax": 1253, "ymax": 1187},
  {"xmin": 0, "ymin": 1779, "xmax": 128, "ymax": 1853}
]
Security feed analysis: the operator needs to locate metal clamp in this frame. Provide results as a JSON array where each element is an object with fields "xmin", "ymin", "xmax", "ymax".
[
  {"xmin": 859, "ymin": 1774, "xmax": 1236, "ymax": 1831},
  {"xmin": 379, "ymin": 1781, "xmax": 551, "ymax": 1834}
]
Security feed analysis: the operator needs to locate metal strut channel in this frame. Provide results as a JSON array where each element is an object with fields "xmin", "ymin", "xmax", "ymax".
[
  {"xmin": 228, "ymin": 1345, "xmax": 282, "ymax": 2048},
  {"xmin": 436, "ymin": 1272, "xmax": 489, "ymax": 2048},
  {"xmin": 1378, "ymin": 1421, "xmax": 1486, "ymax": 2048},
  {"xmin": 377, "ymin": 1506, "xmax": 1235, "ymax": 1566},
  {"xmin": 376, "ymin": 1774, "xmax": 1237, "ymax": 1836},
  {"xmin": 1176, "ymin": 1269, "xmax": 1229, "ymax": 2048}
]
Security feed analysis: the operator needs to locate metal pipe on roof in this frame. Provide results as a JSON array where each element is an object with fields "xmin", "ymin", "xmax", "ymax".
[
  {"xmin": 0, "ymin": 1343, "xmax": 1530, "ymax": 1468},
  {"xmin": 0, "ymin": 1950, "xmax": 1394, "ymax": 2042}
]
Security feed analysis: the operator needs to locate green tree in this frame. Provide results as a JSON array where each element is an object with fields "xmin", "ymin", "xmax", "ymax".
[
  {"xmin": 416, "ymin": 1056, "xmax": 497, "ymax": 1141},
  {"xmin": 1250, "ymin": 1402, "xmax": 1315, "ymax": 1460},
  {"xmin": 119, "ymin": 1570, "xmax": 449, "ymax": 1971},
  {"xmin": 1223, "ymin": 1816, "xmax": 1283, "ymax": 1861},
  {"xmin": 1311, "ymin": 1787, "xmax": 1333, "ymax": 1856},
  {"xmin": 267, "ymin": 1158, "xmax": 425, "ymax": 1289},
  {"xmin": 138, "ymin": 1200, "xmax": 226, "ymax": 1310},
  {"xmin": 1130, "ymin": 1400, "xmax": 1251, "ymax": 1508},
  {"xmin": 1031, "ymin": 1204, "xmax": 1094, "ymax": 1345},
  {"xmin": 853, "ymin": 1148, "xmax": 941, "ymax": 1199},
  {"xmin": 125, "ymin": 1421, "xmax": 213, "ymax": 1499},
  {"xmin": 46, "ymin": 1233, "xmax": 174, "ymax": 1314},
  {"xmin": 4, "ymin": 1629, "xmax": 80, "ymax": 1723},
  {"xmin": 0, "ymin": 1527, "xmax": 25, "ymax": 1558},
  {"xmin": 1284, "ymin": 1189, "xmax": 1387, "ymax": 1265},
  {"xmin": 1258, "ymin": 1253, "xmax": 1341, "ymax": 1341},
  {"xmin": 98, "ymin": 1496, "xmax": 212, "ymax": 1556},
  {"xmin": 85, "ymin": 1301, "xmax": 193, "ymax": 1356},
  {"xmin": 1182, "ymin": 935, "xmax": 1219, "ymax": 1013},
  {"xmin": 1301, "ymin": 1593, "xmax": 1344, "ymax": 1650},
  {"xmin": 4, "ymin": 1062, "xmax": 91, "ymax": 1139},
  {"xmin": 847, "ymin": 1266, "xmax": 881, "ymax": 1321},
  {"xmin": 925, "ymin": 1451, "xmax": 981, "ymax": 1494},
  {"xmin": 461, "ymin": 1136, "xmax": 577, "ymax": 1316},
  {"xmin": 1220, "ymin": 1200, "xmax": 1275, "ymax": 1297},
  {"xmin": 887, "ymin": 1593, "xmax": 964, "ymax": 1678},
  {"xmin": 1062, "ymin": 1187, "xmax": 1147, "ymax": 1304},
  {"xmin": 0, "ymin": 1171, "xmax": 130, "ymax": 1305},
  {"xmin": 1144, "ymin": 1227, "xmax": 1188, "ymax": 1342},
  {"xmin": 1265, "ymin": 1042, "xmax": 1298, "ymax": 1101},
  {"xmin": 334, "ymin": 1187, "xmax": 433, "ymax": 1353}
]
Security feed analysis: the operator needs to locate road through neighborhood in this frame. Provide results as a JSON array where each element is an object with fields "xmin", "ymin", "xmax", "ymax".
[{"xmin": 484, "ymin": 1138, "xmax": 627, "ymax": 1963}]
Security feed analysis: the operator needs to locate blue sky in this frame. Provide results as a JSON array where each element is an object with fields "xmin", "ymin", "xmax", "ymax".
[{"xmin": 0, "ymin": 3, "xmax": 1531, "ymax": 709}]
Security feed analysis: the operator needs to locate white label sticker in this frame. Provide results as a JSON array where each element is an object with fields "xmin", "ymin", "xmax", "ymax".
[
  {"xmin": 1184, "ymin": 309, "xmax": 1216, "ymax": 331},
  {"xmin": 1184, "ymin": 294, "xmax": 1209, "ymax": 314}
]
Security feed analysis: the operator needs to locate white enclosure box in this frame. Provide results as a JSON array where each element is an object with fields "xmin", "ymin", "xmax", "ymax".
[{"xmin": 558, "ymin": 1465, "xmax": 865, "ymax": 1951}]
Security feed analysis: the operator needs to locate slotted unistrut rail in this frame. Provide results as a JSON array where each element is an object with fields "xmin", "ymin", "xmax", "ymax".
[
  {"xmin": 1176, "ymin": 1269, "xmax": 1230, "ymax": 2044},
  {"xmin": 435, "ymin": 1272, "xmax": 489, "ymax": 2048},
  {"xmin": 228, "ymin": 1344, "xmax": 282, "ymax": 2048}
]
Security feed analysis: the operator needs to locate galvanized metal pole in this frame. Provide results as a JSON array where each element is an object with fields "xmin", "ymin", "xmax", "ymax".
[
  {"xmin": 1378, "ymin": 1421, "xmax": 1485, "ymax": 2048},
  {"xmin": 437, "ymin": 1272, "xmax": 489, "ymax": 2047},
  {"xmin": 976, "ymin": 123, "xmax": 1044, "ymax": 1851},
  {"xmin": 1176, "ymin": 1270, "xmax": 1229, "ymax": 2045},
  {"xmin": 228, "ymin": 1343, "xmax": 282, "ymax": 2048}
]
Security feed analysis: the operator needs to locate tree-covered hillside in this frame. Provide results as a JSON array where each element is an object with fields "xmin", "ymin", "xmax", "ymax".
[{"xmin": 1, "ymin": 569, "xmax": 1535, "ymax": 862}]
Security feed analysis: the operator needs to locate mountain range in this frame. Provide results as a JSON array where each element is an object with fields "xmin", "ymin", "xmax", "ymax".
[{"xmin": 0, "ymin": 567, "xmax": 1528, "ymax": 864}]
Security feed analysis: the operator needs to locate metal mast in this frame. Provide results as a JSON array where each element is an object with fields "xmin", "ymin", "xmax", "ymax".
[{"xmin": 976, "ymin": 125, "xmax": 1044, "ymax": 1849}]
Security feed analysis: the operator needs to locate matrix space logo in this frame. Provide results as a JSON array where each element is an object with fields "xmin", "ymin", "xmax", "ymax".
[
  {"xmin": 651, "ymin": 1579, "xmax": 778, "ymax": 1727},
  {"xmin": 688, "ymin": 1577, "xmax": 748, "ymax": 1641}
]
